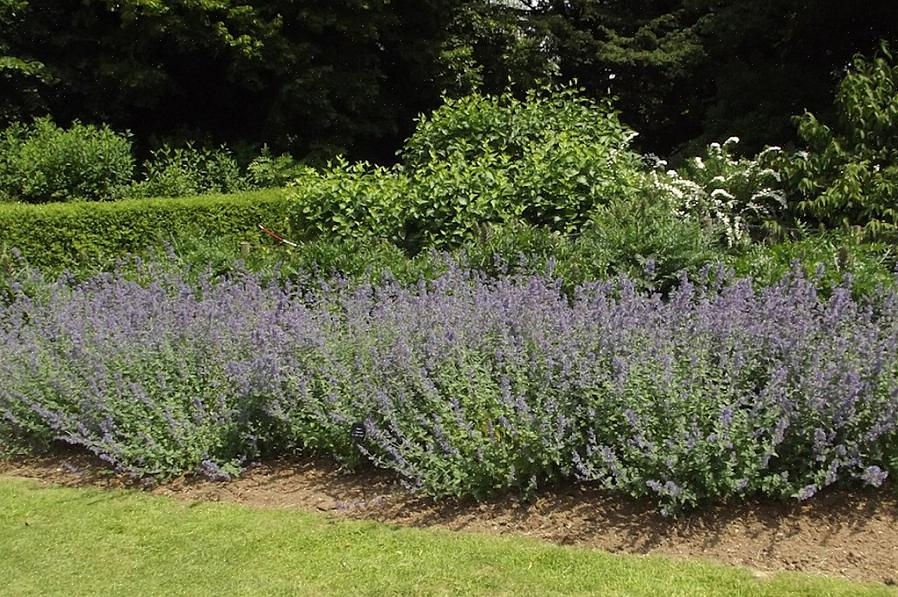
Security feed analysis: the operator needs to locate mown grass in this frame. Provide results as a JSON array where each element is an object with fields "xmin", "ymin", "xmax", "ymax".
[{"xmin": 0, "ymin": 478, "xmax": 894, "ymax": 596}]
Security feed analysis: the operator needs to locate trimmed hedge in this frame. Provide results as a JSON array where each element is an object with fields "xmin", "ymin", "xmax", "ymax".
[{"xmin": 0, "ymin": 189, "xmax": 296, "ymax": 271}]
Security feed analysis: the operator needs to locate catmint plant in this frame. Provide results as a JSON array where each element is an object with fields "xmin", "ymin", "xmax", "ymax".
[{"xmin": 2, "ymin": 260, "xmax": 897, "ymax": 513}]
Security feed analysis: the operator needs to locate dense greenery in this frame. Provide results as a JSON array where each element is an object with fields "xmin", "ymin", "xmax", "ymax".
[
  {"xmin": 4, "ymin": 23, "xmax": 898, "ymax": 520},
  {"xmin": 783, "ymin": 44, "xmax": 898, "ymax": 234},
  {"xmin": 0, "ymin": 118, "xmax": 134, "ymax": 203},
  {"xmin": 4, "ymin": 68, "xmax": 898, "ymax": 294},
  {"xmin": 2, "ymin": 1, "xmax": 896, "ymax": 160},
  {"xmin": 0, "ymin": 189, "xmax": 292, "ymax": 271},
  {"xmin": 0, "ymin": 0, "xmax": 457, "ymax": 162},
  {"xmin": 0, "ymin": 117, "xmax": 305, "ymax": 203},
  {"xmin": 296, "ymin": 88, "xmax": 644, "ymax": 252},
  {"xmin": 527, "ymin": 1, "xmax": 898, "ymax": 156}
]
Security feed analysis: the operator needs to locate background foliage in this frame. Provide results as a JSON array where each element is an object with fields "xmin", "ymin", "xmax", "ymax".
[
  {"xmin": 2, "ymin": 1, "xmax": 896, "ymax": 161},
  {"xmin": 781, "ymin": 45, "xmax": 898, "ymax": 235},
  {"xmin": 0, "ymin": 117, "xmax": 134, "ymax": 203}
]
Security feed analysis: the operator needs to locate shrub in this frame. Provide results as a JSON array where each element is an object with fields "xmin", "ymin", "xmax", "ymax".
[
  {"xmin": 406, "ymin": 87, "xmax": 643, "ymax": 235},
  {"xmin": 459, "ymin": 196, "xmax": 718, "ymax": 292},
  {"xmin": 291, "ymin": 158, "xmax": 411, "ymax": 246},
  {"xmin": 3, "ymin": 263, "xmax": 897, "ymax": 514},
  {"xmin": 672, "ymin": 138, "xmax": 787, "ymax": 246},
  {"xmin": 128, "ymin": 143, "xmax": 248, "ymax": 198},
  {"xmin": 0, "ymin": 117, "xmax": 135, "ymax": 203},
  {"xmin": 730, "ymin": 234, "xmax": 897, "ymax": 297},
  {"xmin": 246, "ymin": 146, "xmax": 307, "ymax": 188},
  {"xmin": 783, "ymin": 43, "xmax": 898, "ymax": 234},
  {"xmin": 641, "ymin": 139, "xmax": 788, "ymax": 249},
  {"xmin": 0, "ymin": 189, "xmax": 295, "ymax": 272},
  {"xmin": 400, "ymin": 86, "xmax": 634, "ymax": 168},
  {"xmin": 291, "ymin": 87, "xmax": 644, "ymax": 251},
  {"xmin": 582, "ymin": 196, "xmax": 718, "ymax": 288},
  {"xmin": 404, "ymin": 149, "xmax": 519, "ymax": 250}
]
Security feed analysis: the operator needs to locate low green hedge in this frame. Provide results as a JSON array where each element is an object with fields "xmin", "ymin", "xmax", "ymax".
[{"xmin": 0, "ymin": 188, "xmax": 297, "ymax": 271}]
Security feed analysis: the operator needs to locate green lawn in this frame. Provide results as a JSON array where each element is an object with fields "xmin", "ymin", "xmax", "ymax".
[{"xmin": 0, "ymin": 478, "xmax": 893, "ymax": 596}]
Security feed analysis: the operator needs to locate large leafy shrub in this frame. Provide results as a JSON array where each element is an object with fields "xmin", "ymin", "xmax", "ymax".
[
  {"xmin": 0, "ymin": 118, "xmax": 134, "ymax": 203},
  {"xmin": 404, "ymin": 149, "xmax": 518, "ymax": 250},
  {"xmin": 291, "ymin": 158, "xmax": 411, "ymax": 245},
  {"xmin": 783, "ymin": 44, "xmax": 898, "ymax": 234},
  {"xmin": 400, "ymin": 87, "xmax": 634, "ymax": 167},
  {"xmin": 404, "ymin": 87, "xmax": 643, "ymax": 235},
  {"xmin": 3, "ymin": 263, "xmax": 897, "ymax": 513},
  {"xmin": 290, "ymin": 88, "xmax": 644, "ymax": 251}
]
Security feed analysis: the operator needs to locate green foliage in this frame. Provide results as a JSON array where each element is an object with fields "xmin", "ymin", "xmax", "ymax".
[
  {"xmin": 0, "ymin": 0, "xmax": 456, "ymax": 162},
  {"xmin": 2, "ymin": 0, "xmax": 896, "ymax": 164},
  {"xmin": 729, "ymin": 234, "xmax": 897, "ymax": 297},
  {"xmin": 784, "ymin": 44, "xmax": 898, "ymax": 235},
  {"xmin": 0, "ymin": 0, "xmax": 51, "ymax": 123},
  {"xmin": 401, "ymin": 87, "xmax": 634, "ymax": 167},
  {"xmin": 669, "ymin": 138, "xmax": 787, "ymax": 247},
  {"xmin": 405, "ymin": 149, "xmax": 518, "ymax": 250},
  {"xmin": 543, "ymin": 2, "xmax": 708, "ymax": 153},
  {"xmin": 0, "ymin": 117, "xmax": 134, "ymax": 203},
  {"xmin": 127, "ymin": 143, "xmax": 248, "ymax": 198},
  {"xmin": 585, "ymin": 195, "xmax": 717, "ymax": 287},
  {"xmin": 246, "ymin": 146, "xmax": 306, "ymax": 188},
  {"xmin": 436, "ymin": 0, "xmax": 558, "ymax": 98},
  {"xmin": 0, "ymin": 188, "xmax": 294, "ymax": 272},
  {"xmin": 146, "ymin": 233, "xmax": 435, "ymax": 289},
  {"xmin": 292, "ymin": 158, "xmax": 411, "ymax": 245},
  {"xmin": 293, "ymin": 88, "xmax": 644, "ymax": 252},
  {"xmin": 403, "ymin": 87, "xmax": 642, "ymax": 236},
  {"xmin": 460, "ymin": 194, "xmax": 717, "ymax": 291},
  {"xmin": 536, "ymin": 2, "xmax": 898, "ymax": 156}
]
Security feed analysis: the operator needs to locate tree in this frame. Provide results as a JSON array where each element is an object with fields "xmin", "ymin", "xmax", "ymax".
[
  {"xmin": 0, "ymin": 0, "xmax": 52, "ymax": 122},
  {"xmin": 445, "ymin": 1, "xmax": 898, "ymax": 157},
  {"xmin": 783, "ymin": 44, "xmax": 898, "ymax": 234},
  {"xmin": 0, "ymin": 0, "xmax": 460, "ymax": 162}
]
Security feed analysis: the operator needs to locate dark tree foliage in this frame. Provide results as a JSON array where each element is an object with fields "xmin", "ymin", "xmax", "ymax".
[
  {"xmin": 436, "ymin": 0, "xmax": 559, "ymax": 97},
  {"xmin": 2, "ymin": 0, "xmax": 898, "ymax": 161},
  {"xmin": 536, "ymin": 0, "xmax": 898, "ymax": 156},
  {"xmin": 0, "ymin": 0, "xmax": 458, "ymax": 162}
]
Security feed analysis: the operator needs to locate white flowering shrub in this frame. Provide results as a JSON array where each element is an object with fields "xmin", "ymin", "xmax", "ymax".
[{"xmin": 650, "ymin": 138, "xmax": 787, "ymax": 247}]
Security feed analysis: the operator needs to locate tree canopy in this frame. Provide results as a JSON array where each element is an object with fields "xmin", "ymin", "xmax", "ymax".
[{"xmin": 2, "ymin": 0, "xmax": 897, "ymax": 161}]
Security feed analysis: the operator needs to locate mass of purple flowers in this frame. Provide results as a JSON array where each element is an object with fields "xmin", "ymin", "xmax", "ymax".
[{"xmin": 2, "ymin": 262, "xmax": 897, "ymax": 513}]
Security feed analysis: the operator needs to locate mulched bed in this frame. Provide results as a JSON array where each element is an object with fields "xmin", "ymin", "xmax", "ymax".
[{"xmin": 3, "ymin": 455, "xmax": 897, "ymax": 586}]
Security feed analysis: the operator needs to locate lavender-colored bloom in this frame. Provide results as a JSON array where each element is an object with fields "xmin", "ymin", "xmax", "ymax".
[
  {"xmin": 862, "ymin": 465, "xmax": 889, "ymax": 488},
  {"xmin": 200, "ymin": 459, "xmax": 232, "ymax": 482},
  {"xmin": 797, "ymin": 484, "xmax": 817, "ymax": 501},
  {"xmin": 719, "ymin": 406, "xmax": 733, "ymax": 427},
  {"xmin": 2, "ymin": 257, "xmax": 898, "ymax": 513}
]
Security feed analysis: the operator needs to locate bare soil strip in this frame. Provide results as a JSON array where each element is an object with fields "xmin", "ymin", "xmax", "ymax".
[{"xmin": 3, "ymin": 456, "xmax": 896, "ymax": 586}]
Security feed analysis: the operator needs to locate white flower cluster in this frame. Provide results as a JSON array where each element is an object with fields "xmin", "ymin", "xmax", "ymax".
[{"xmin": 649, "ymin": 138, "xmax": 786, "ymax": 247}]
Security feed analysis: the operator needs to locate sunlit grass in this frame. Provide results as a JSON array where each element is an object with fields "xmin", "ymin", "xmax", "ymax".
[{"xmin": 0, "ymin": 478, "xmax": 893, "ymax": 596}]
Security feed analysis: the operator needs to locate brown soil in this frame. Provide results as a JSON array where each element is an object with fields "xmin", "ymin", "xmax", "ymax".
[{"xmin": 3, "ymin": 456, "xmax": 897, "ymax": 586}]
